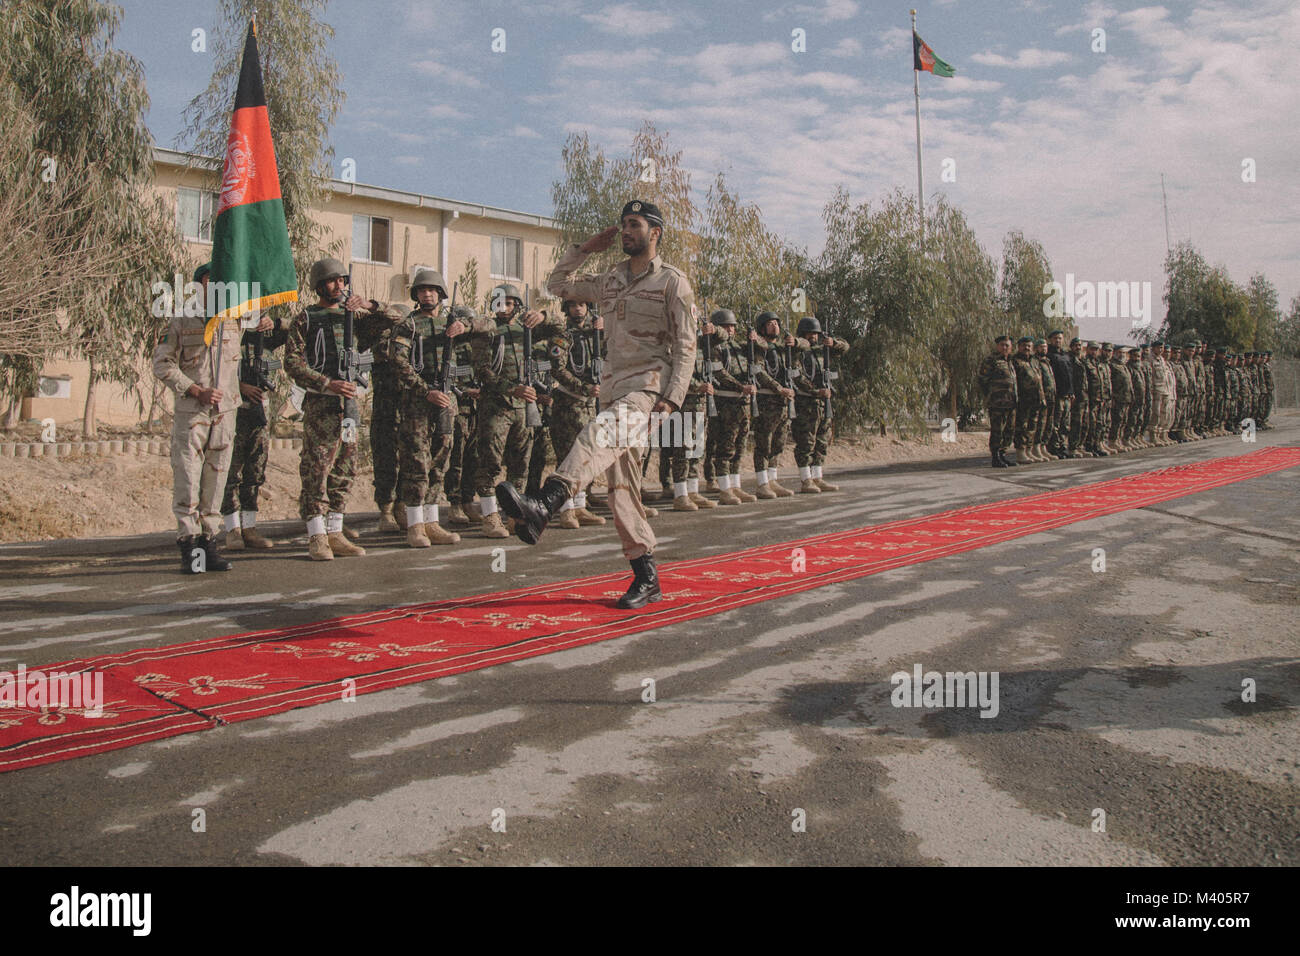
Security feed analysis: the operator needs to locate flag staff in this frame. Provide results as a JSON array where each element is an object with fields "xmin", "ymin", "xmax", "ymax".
[{"xmin": 912, "ymin": 9, "xmax": 924, "ymax": 238}]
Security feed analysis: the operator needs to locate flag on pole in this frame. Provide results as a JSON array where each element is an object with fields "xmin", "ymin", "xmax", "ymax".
[
  {"xmin": 204, "ymin": 20, "xmax": 298, "ymax": 344},
  {"xmin": 913, "ymin": 31, "xmax": 955, "ymax": 77}
]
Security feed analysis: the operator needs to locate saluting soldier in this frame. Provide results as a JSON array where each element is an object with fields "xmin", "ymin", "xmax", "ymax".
[
  {"xmin": 977, "ymin": 335, "xmax": 1018, "ymax": 468},
  {"xmin": 284, "ymin": 257, "xmax": 402, "ymax": 560},
  {"xmin": 468, "ymin": 284, "xmax": 563, "ymax": 538},
  {"xmin": 152, "ymin": 261, "xmax": 241, "ymax": 574},
  {"xmin": 496, "ymin": 200, "xmax": 697, "ymax": 609}
]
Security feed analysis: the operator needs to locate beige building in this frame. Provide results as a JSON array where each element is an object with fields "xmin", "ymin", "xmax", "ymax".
[{"xmin": 22, "ymin": 147, "xmax": 561, "ymax": 429}]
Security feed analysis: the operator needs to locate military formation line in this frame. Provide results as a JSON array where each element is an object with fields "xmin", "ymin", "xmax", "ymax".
[{"xmin": 976, "ymin": 333, "xmax": 1277, "ymax": 468}]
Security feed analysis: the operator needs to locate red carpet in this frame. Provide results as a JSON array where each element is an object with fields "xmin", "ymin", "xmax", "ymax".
[{"xmin": 3, "ymin": 447, "xmax": 1297, "ymax": 774}]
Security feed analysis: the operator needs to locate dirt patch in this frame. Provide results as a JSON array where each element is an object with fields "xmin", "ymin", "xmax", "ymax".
[{"xmin": 0, "ymin": 427, "xmax": 988, "ymax": 543}]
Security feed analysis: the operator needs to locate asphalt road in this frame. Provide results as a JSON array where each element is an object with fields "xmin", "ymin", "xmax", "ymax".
[{"xmin": 1, "ymin": 413, "xmax": 1296, "ymax": 866}]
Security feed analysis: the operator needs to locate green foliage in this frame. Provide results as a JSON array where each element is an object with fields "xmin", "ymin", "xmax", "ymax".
[
  {"xmin": 807, "ymin": 187, "xmax": 946, "ymax": 436},
  {"xmin": 999, "ymin": 230, "xmax": 1054, "ymax": 337},
  {"xmin": 695, "ymin": 173, "xmax": 800, "ymax": 324},
  {"xmin": 1276, "ymin": 294, "xmax": 1300, "ymax": 359},
  {"xmin": 550, "ymin": 120, "xmax": 699, "ymax": 274},
  {"xmin": 1246, "ymin": 273, "xmax": 1279, "ymax": 351},
  {"xmin": 0, "ymin": 0, "xmax": 182, "ymax": 418},
  {"xmin": 1159, "ymin": 242, "xmax": 1253, "ymax": 350},
  {"xmin": 1159, "ymin": 241, "xmax": 1210, "ymax": 340},
  {"xmin": 179, "ymin": 0, "xmax": 344, "ymax": 291},
  {"xmin": 456, "ymin": 257, "xmax": 479, "ymax": 312}
]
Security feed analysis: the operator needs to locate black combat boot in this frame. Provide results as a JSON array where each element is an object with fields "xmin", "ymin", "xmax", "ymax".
[
  {"xmin": 616, "ymin": 554, "xmax": 662, "ymax": 609},
  {"xmin": 178, "ymin": 535, "xmax": 203, "ymax": 575},
  {"xmin": 495, "ymin": 475, "xmax": 572, "ymax": 545},
  {"xmin": 992, "ymin": 451, "xmax": 1008, "ymax": 468},
  {"xmin": 1002, "ymin": 449, "xmax": 1018, "ymax": 466},
  {"xmin": 196, "ymin": 534, "xmax": 233, "ymax": 571}
]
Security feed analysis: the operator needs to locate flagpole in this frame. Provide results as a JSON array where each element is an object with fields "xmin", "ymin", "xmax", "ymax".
[{"xmin": 912, "ymin": 9, "xmax": 924, "ymax": 238}]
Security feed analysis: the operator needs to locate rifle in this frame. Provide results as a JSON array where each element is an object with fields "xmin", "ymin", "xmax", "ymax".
[
  {"xmin": 822, "ymin": 315, "xmax": 834, "ymax": 422},
  {"xmin": 435, "ymin": 281, "xmax": 459, "ymax": 435},
  {"xmin": 783, "ymin": 319, "xmax": 798, "ymax": 421},
  {"xmin": 522, "ymin": 284, "xmax": 543, "ymax": 428},
  {"xmin": 591, "ymin": 314, "xmax": 604, "ymax": 414},
  {"xmin": 701, "ymin": 308, "xmax": 718, "ymax": 419},
  {"xmin": 338, "ymin": 269, "xmax": 372, "ymax": 443},
  {"xmin": 746, "ymin": 328, "xmax": 759, "ymax": 416},
  {"xmin": 239, "ymin": 329, "xmax": 281, "ymax": 429}
]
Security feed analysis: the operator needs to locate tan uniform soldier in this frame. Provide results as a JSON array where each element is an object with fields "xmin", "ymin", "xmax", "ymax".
[
  {"xmin": 497, "ymin": 200, "xmax": 697, "ymax": 609},
  {"xmin": 151, "ymin": 262, "xmax": 241, "ymax": 574}
]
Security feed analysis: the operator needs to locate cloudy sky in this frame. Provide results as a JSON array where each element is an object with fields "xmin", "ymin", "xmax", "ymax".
[{"xmin": 119, "ymin": 0, "xmax": 1300, "ymax": 342}]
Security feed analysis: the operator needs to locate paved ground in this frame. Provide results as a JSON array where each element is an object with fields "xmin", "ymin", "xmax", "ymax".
[{"xmin": 1, "ymin": 412, "xmax": 1296, "ymax": 866}]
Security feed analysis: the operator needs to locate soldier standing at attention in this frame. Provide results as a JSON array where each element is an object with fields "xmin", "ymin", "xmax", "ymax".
[
  {"xmin": 546, "ymin": 298, "xmax": 608, "ymax": 529},
  {"xmin": 442, "ymin": 305, "xmax": 481, "ymax": 528},
  {"xmin": 1261, "ymin": 351, "xmax": 1275, "ymax": 429},
  {"xmin": 706, "ymin": 310, "xmax": 759, "ymax": 504},
  {"xmin": 284, "ymin": 257, "xmax": 401, "ymax": 561},
  {"xmin": 470, "ymin": 284, "xmax": 563, "ymax": 538},
  {"xmin": 152, "ymin": 261, "xmax": 241, "ymax": 574},
  {"xmin": 1066, "ymin": 337, "xmax": 1088, "ymax": 457},
  {"xmin": 1033, "ymin": 338, "xmax": 1056, "ymax": 460},
  {"xmin": 369, "ymin": 282, "xmax": 403, "ymax": 534},
  {"xmin": 977, "ymin": 335, "xmax": 1018, "ymax": 468},
  {"xmin": 1108, "ymin": 345, "xmax": 1133, "ymax": 453},
  {"xmin": 751, "ymin": 311, "xmax": 804, "ymax": 496},
  {"xmin": 1045, "ymin": 330, "xmax": 1073, "ymax": 459},
  {"xmin": 496, "ymin": 200, "xmax": 697, "ymax": 609},
  {"xmin": 220, "ymin": 285, "xmax": 288, "ymax": 550},
  {"xmin": 1011, "ymin": 336, "xmax": 1045, "ymax": 464},
  {"xmin": 791, "ymin": 315, "xmax": 848, "ymax": 490},
  {"xmin": 381, "ymin": 267, "xmax": 465, "ymax": 547}
]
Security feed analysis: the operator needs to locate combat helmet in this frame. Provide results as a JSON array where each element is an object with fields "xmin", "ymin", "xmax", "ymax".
[
  {"xmin": 710, "ymin": 309, "xmax": 737, "ymax": 326},
  {"xmin": 796, "ymin": 315, "xmax": 822, "ymax": 338},
  {"xmin": 491, "ymin": 284, "xmax": 524, "ymax": 311},
  {"xmin": 410, "ymin": 267, "xmax": 448, "ymax": 301},
  {"xmin": 755, "ymin": 310, "xmax": 782, "ymax": 336},
  {"xmin": 309, "ymin": 257, "xmax": 348, "ymax": 293}
]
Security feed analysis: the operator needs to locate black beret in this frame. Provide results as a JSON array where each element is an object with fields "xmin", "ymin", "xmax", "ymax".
[
  {"xmin": 1069, "ymin": 337, "xmax": 1081, "ymax": 345},
  {"xmin": 1048, "ymin": 329, "xmax": 1064, "ymax": 337},
  {"xmin": 621, "ymin": 200, "xmax": 664, "ymax": 228}
]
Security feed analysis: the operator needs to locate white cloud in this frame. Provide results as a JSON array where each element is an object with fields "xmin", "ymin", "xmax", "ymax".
[
  {"xmin": 412, "ymin": 60, "xmax": 484, "ymax": 89},
  {"xmin": 512, "ymin": 125, "xmax": 543, "ymax": 139},
  {"xmin": 581, "ymin": 4, "xmax": 676, "ymax": 35},
  {"xmin": 427, "ymin": 104, "xmax": 469, "ymax": 120},
  {"xmin": 827, "ymin": 37, "xmax": 864, "ymax": 59},
  {"xmin": 763, "ymin": 0, "xmax": 860, "ymax": 23},
  {"xmin": 970, "ymin": 48, "xmax": 1074, "ymax": 68}
]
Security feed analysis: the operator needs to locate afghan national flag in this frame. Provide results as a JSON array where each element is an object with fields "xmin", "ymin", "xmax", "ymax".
[
  {"xmin": 913, "ymin": 31, "xmax": 956, "ymax": 77},
  {"xmin": 204, "ymin": 20, "xmax": 298, "ymax": 344}
]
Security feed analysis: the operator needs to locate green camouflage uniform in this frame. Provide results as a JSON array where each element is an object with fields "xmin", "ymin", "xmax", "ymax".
[
  {"xmin": 1012, "ymin": 351, "xmax": 1045, "ymax": 450},
  {"xmin": 792, "ymin": 335, "xmax": 849, "ymax": 467},
  {"xmin": 977, "ymin": 351, "xmax": 1018, "ymax": 454},
  {"xmin": 222, "ymin": 319, "xmax": 289, "ymax": 516},
  {"xmin": 285, "ymin": 302, "xmax": 400, "ymax": 520}
]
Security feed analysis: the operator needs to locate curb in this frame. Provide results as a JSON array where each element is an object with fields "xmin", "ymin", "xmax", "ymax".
[{"xmin": 0, "ymin": 437, "xmax": 304, "ymax": 459}]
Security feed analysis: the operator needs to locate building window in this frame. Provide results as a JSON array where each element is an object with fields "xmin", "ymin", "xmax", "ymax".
[
  {"xmin": 176, "ymin": 187, "xmax": 218, "ymax": 243},
  {"xmin": 491, "ymin": 236, "xmax": 522, "ymax": 280},
  {"xmin": 352, "ymin": 214, "xmax": 391, "ymax": 264}
]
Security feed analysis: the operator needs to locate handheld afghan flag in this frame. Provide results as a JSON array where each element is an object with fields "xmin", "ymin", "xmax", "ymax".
[
  {"xmin": 913, "ymin": 31, "xmax": 955, "ymax": 78},
  {"xmin": 204, "ymin": 20, "xmax": 298, "ymax": 344}
]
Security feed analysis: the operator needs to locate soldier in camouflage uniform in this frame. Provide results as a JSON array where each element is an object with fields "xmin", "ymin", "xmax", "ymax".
[
  {"xmin": 469, "ymin": 283, "xmax": 563, "ymax": 538},
  {"xmin": 1107, "ymin": 345, "xmax": 1132, "ymax": 453},
  {"xmin": 977, "ymin": 335, "xmax": 1018, "ymax": 467},
  {"xmin": 1125, "ymin": 346, "xmax": 1146, "ymax": 448},
  {"xmin": 545, "ymin": 298, "xmax": 608, "ymax": 529},
  {"xmin": 1067, "ymin": 337, "xmax": 1088, "ymax": 457},
  {"xmin": 284, "ymin": 257, "xmax": 402, "ymax": 560},
  {"xmin": 751, "ymin": 311, "xmax": 805, "ymax": 496},
  {"xmin": 1033, "ymin": 339, "xmax": 1056, "ymax": 460},
  {"xmin": 369, "ymin": 297, "xmax": 403, "ymax": 533},
  {"xmin": 378, "ymin": 267, "xmax": 465, "ymax": 548},
  {"xmin": 1012, "ymin": 336, "xmax": 1045, "ymax": 463},
  {"xmin": 705, "ymin": 310, "xmax": 760, "ymax": 503},
  {"xmin": 1084, "ymin": 342, "xmax": 1108, "ymax": 455},
  {"xmin": 220, "ymin": 304, "xmax": 288, "ymax": 551},
  {"xmin": 666, "ymin": 312, "xmax": 718, "ymax": 512},
  {"xmin": 1261, "ymin": 351, "xmax": 1275, "ymax": 428},
  {"xmin": 792, "ymin": 315, "xmax": 849, "ymax": 491},
  {"xmin": 442, "ymin": 308, "xmax": 481, "ymax": 528}
]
